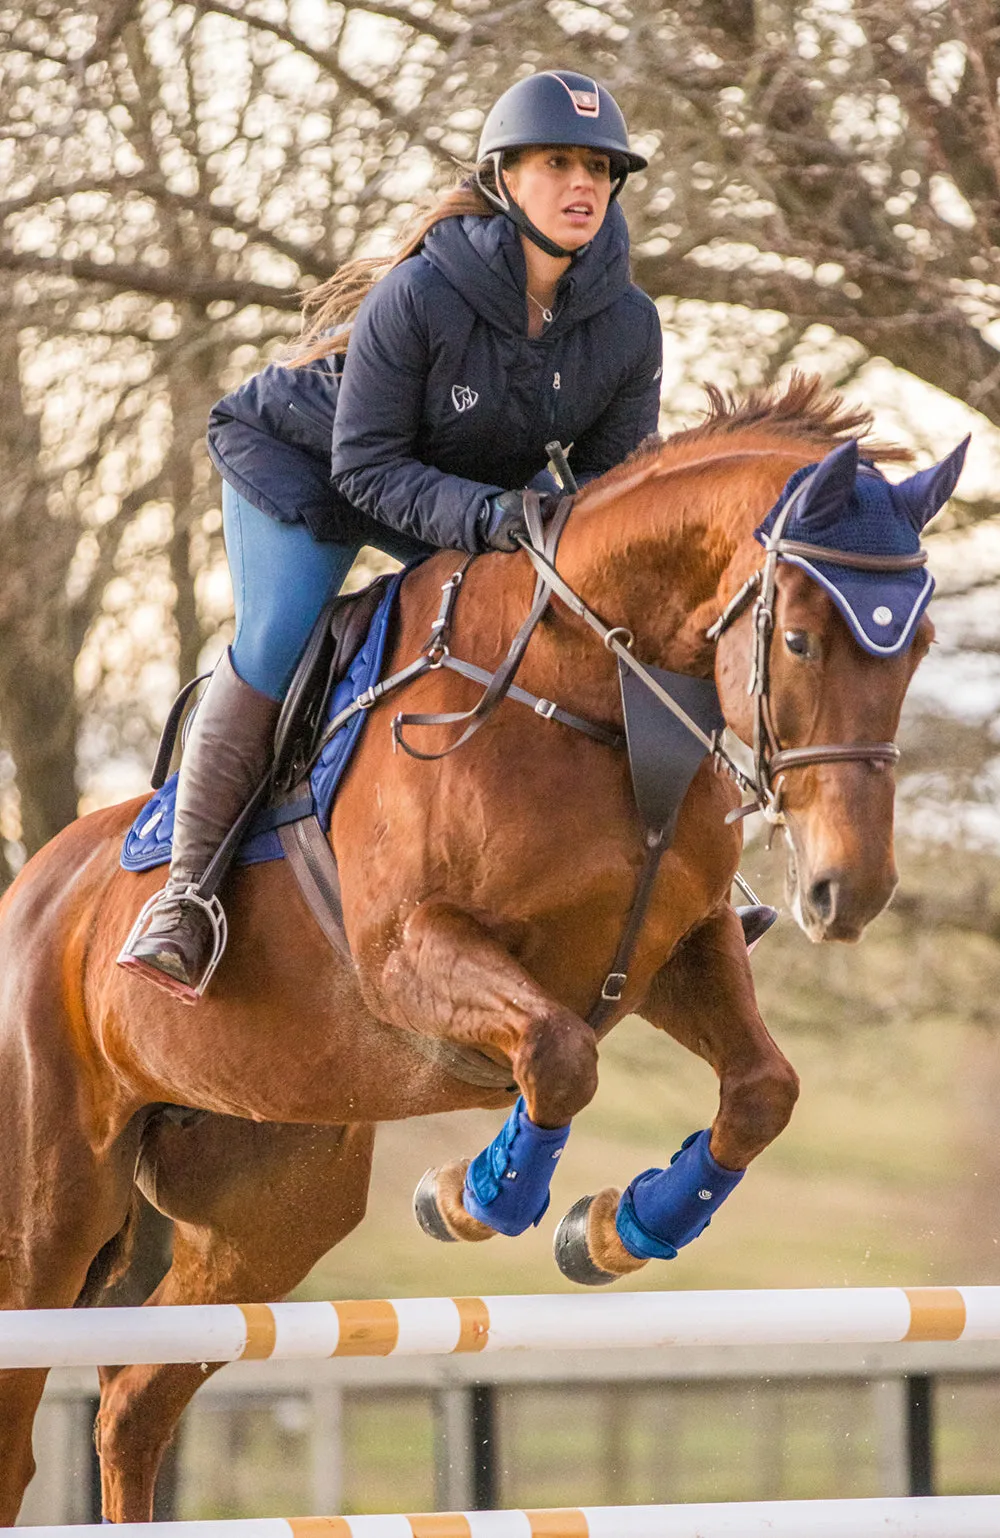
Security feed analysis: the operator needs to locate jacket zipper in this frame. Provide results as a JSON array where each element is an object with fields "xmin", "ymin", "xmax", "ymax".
[
  {"xmin": 288, "ymin": 400, "xmax": 331, "ymax": 432},
  {"xmin": 546, "ymin": 355, "xmax": 561, "ymax": 437}
]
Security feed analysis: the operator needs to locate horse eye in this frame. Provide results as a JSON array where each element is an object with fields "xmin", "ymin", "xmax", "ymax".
[{"xmin": 784, "ymin": 630, "xmax": 816, "ymax": 659}]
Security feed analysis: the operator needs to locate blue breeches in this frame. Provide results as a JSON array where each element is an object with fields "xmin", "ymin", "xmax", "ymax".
[
  {"xmin": 222, "ymin": 484, "xmax": 420, "ymax": 701},
  {"xmin": 223, "ymin": 485, "xmax": 358, "ymax": 701}
]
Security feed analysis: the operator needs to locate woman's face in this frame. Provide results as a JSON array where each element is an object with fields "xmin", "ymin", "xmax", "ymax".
[{"xmin": 503, "ymin": 144, "xmax": 614, "ymax": 252}]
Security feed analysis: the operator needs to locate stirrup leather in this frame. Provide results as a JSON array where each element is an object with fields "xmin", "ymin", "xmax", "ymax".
[{"xmin": 117, "ymin": 884, "xmax": 229, "ymax": 997}]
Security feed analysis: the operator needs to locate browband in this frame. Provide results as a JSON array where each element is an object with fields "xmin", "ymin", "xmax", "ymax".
[{"xmin": 775, "ymin": 540, "xmax": 928, "ymax": 572}]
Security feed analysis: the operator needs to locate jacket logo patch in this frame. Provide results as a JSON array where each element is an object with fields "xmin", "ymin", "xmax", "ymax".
[{"xmin": 451, "ymin": 383, "xmax": 479, "ymax": 413}]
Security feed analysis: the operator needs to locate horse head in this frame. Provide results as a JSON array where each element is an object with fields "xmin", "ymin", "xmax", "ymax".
[{"xmin": 714, "ymin": 434, "xmax": 968, "ymax": 942}]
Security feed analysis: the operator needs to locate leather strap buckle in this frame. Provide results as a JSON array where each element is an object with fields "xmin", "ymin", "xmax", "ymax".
[{"xmin": 601, "ymin": 971, "xmax": 627, "ymax": 1002}]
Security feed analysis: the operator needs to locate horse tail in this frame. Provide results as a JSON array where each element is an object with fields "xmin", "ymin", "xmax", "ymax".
[{"xmin": 74, "ymin": 1187, "xmax": 142, "ymax": 1308}]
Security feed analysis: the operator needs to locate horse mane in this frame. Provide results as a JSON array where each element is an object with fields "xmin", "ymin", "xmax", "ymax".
[{"xmin": 585, "ymin": 372, "xmax": 912, "ymax": 501}]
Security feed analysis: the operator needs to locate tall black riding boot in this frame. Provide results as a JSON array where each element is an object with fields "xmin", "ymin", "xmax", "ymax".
[
  {"xmin": 118, "ymin": 650, "xmax": 280, "ymax": 1003},
  {"xmin": 737, "ymin": 904, "xmax": 778, "ymax": 951}
]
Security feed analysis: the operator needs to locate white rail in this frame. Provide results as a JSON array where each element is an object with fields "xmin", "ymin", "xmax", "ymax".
[
  {"xmin": 2, "ymin": 1286, "xmax": 997, "ymax": 1369},
  {"xmin": 9, "ymin": 1495, "xmax": 1000, "ymax": 1536}
]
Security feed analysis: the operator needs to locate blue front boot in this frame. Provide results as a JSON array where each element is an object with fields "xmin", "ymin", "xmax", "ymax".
[
  {"xmin": 463, "ymin": 1097, "xmax": 571, "ymax": 1237},
  {"xmin": 615, "ymin": 1128, "xmax": 745, "ymax": 1261}
]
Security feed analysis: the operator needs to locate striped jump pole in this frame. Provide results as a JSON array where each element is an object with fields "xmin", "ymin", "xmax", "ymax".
[
  {"xmin": 1, "ymin": 1285, "xmax": 998, "ymax": 1369},
  {"xmin": 6, "ymin": 1496, "xmax": 1000, "ymax": 1535}
]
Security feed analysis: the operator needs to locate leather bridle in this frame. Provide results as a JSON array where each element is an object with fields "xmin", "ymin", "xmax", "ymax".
[
  {"xmin": 386, "ymin": 469, "xmax": 927, "ymax": 840},
  {"xmin": 705, "ymin": 471, "xmax": 928, "ymax": 827}
]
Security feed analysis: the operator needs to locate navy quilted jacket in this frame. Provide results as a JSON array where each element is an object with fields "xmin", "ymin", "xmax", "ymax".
[{"xmin": 207, "ymin": 203, "xmax": 662, "ymax": 552}]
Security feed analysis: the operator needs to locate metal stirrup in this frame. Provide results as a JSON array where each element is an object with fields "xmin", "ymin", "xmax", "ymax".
[{"xmin": 117, "ymin": 886, "xmax": 228, "ymax": 997}]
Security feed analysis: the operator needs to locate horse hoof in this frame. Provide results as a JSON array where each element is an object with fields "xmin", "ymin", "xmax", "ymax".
[
  {"xmin": 553, "ymin": 1189, "xmax": 649, "ymax": 1285},
  {"xmin": 413, "ymin": 1168, "xmax": 458, "ymax": 1243},
  {"xmin": 554, "ymin": 1195, "xmax": 619, "ymax": 1286},
  {"xmin": 412, "ymin": 1160, "xmax": 497, "ymax": 1244}
]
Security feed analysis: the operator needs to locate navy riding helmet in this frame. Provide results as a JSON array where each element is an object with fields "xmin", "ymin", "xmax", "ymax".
[{"xmin": 476, "ymin": 70, "xmax": 647, "ymax": 260}]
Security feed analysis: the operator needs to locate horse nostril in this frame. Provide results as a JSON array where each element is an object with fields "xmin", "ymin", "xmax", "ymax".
[{"xmin": 809, "ymin": 877, "xmax": 838, "ymax": 925}]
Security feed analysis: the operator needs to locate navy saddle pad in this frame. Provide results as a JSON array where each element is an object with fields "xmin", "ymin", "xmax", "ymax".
[{"xmin": 121, "ymin": 570, "xmax": 405, "ymax": 872}]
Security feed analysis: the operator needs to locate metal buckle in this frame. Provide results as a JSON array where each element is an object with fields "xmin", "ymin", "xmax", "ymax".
[
  {"xmin": 603, "ymin": 626, "xmax": 635, "ymax": 653},
  {"xmin": 761, "ymin": 776, "xmax": 786, "ymax": 844},
  {"xmin": 427, "ymin": 643, "xmax": 450, "ymax": 669},
  {"xmin": 534, "ymin": 698, "xmax": 557, "ymax": 720},
  {"xmin": 355, "ymin": 685, "xmax": 378, "ymax": 709},
  {"xmin": 601, "ymin": 971, "xmax": 627, "ymax": 1002},
  {"xmin": 442, "ymin": 570, "xmax": 464, "ymax": 591}
]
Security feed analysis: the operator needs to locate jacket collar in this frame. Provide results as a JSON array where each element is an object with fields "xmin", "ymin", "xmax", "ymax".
[{"xmin": 421, "ymin": 202, "xmax": 632, "ymax": 336}]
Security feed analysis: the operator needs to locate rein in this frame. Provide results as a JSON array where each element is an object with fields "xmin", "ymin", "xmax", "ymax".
[{"xmin": 386, "ymin": 490, "xmax": 744, "ymax": 1023}]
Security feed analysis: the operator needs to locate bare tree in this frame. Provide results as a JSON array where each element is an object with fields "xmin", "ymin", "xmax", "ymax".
[{"xmin": 1, "ymin": 0, "xmax": 998, "ymax": 877}]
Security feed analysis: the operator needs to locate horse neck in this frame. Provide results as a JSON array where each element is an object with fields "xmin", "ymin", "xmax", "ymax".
[{"xmin": 551, "ymin": 449, "xmax": 796, "ymax": 675}]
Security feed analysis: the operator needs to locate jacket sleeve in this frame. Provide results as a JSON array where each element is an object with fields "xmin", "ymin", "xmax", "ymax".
[
  {"xmin": 206, "ymin": 356, "xmax": 350, "ymax": 537},
  {"xmin": 569, "ymin": 299, "xmax": 663, "ymax": 481},
  {"xmin": 329, "ymin": 267, "xmax": 504, "ymax": 552}
]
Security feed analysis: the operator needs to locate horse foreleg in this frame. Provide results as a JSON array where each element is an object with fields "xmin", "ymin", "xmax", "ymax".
[
  {"xmin": 380, "ymin": 900, "xmax": 598, "ymax": 1243},
  {"xmin": 554, "ymin": 904, "xmax": 800, "ymax": 1285}
]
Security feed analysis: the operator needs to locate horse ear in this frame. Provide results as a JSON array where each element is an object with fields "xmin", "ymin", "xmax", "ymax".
[
  {"xmin": 795, "ymin": 439, "xmax": 859, "ymax": 530},
  {"xmin": 892, "ymin": 436, "xmax": 970, "ymax": 531}
]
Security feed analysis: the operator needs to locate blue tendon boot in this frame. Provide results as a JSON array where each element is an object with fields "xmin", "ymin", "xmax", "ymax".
[
  {"xmin": 615, "ymin": 1128, "xmax": 745, "ymax": 1261},
  {"xmin": 462, "ymin": 1097, "xmax": 571, "ymax": 1237}
]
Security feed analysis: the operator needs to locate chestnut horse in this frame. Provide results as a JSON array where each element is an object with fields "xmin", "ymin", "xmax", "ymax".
[{"xmin": 0, "ymin": 379, "xmax": 954, "ymax": 1521}]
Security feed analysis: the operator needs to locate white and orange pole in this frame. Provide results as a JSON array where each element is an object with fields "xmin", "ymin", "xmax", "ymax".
[
  {"xmin": 5, "ymin": 1494, "xmax": 1000, "ymax": 1535},
  {"xmin": 0, "ymin": 1286, "xmax": 996, "ymax": 1370}
]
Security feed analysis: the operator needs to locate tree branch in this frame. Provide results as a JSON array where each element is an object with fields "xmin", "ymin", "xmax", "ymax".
[
  {"xmin": 189, "ymin": 0, "xmax": 451, "ymax": 165},
  {"xmin": 342, "ymin": 0, "xmax": 463, "ymax": 46},
  {"xmin": 0, "ymin": 250, "xmax": 302, "ymax": 310},
  {"xmin": 0, "ymin": 175, "xmax": 328, "ymax": 275}
]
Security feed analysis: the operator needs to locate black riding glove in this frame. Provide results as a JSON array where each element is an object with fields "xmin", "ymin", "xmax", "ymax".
[{"xmin": 479, "ymin": 490, "xmax": 529, "ymax": 552}]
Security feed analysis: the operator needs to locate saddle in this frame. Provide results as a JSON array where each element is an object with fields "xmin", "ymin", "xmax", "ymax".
[{"xmin": 272, "ymin": 575, "xmax": 394, "ymax": 793}]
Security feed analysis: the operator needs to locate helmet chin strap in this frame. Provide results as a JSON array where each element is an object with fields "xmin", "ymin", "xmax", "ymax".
[{"xmin": 476, "ymin": 152, "xmax": 629, "ymax": 261}]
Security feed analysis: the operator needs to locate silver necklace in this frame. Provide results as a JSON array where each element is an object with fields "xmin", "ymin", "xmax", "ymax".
[{"xmin": 527, "ymin": 291, "xmax": 554, "ymax": 324}]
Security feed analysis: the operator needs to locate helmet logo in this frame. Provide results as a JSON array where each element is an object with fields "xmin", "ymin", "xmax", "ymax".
[
  {"xmin": 546, "ymin": 71, "xmax": 602, "ymax": 117},
  {"xmin": 451, "ymin": 383, "xmax": 479, "ymax": 413},
  {"xmin": 569, "ymin": 89, "xmax": 599, "ymax": 116}
]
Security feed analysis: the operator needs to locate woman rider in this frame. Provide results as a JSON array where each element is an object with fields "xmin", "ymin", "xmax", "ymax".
[{"xmin": 118, "ymin": 69, "xmax": 663, "ymax": 1000}]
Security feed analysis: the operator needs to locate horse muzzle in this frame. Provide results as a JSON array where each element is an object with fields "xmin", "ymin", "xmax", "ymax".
[{"xmin": 785, "ymin": 835, "xmax": 898, "ymax": 944}]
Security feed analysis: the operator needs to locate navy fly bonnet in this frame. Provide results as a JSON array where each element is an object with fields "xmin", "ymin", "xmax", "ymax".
[{"xmin": 755, "ymin": 436, "xmax": 969, "ymax": 655}]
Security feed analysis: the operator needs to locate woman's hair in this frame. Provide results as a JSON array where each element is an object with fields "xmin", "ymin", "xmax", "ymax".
[{"xmin": 290, "ymin": 164, "xmax": 509, "ymax": 366}]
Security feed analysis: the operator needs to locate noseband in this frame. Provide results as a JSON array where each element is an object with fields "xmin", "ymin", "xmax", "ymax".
[{"xmin": 706, "ymin": 474, "xmax": 927, "ymax": 826}]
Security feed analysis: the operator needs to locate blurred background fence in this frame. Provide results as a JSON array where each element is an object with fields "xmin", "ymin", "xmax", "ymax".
[{"xmin": 21, "ymin": 1340, "xmax": 1000, "ymax": 1523}]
